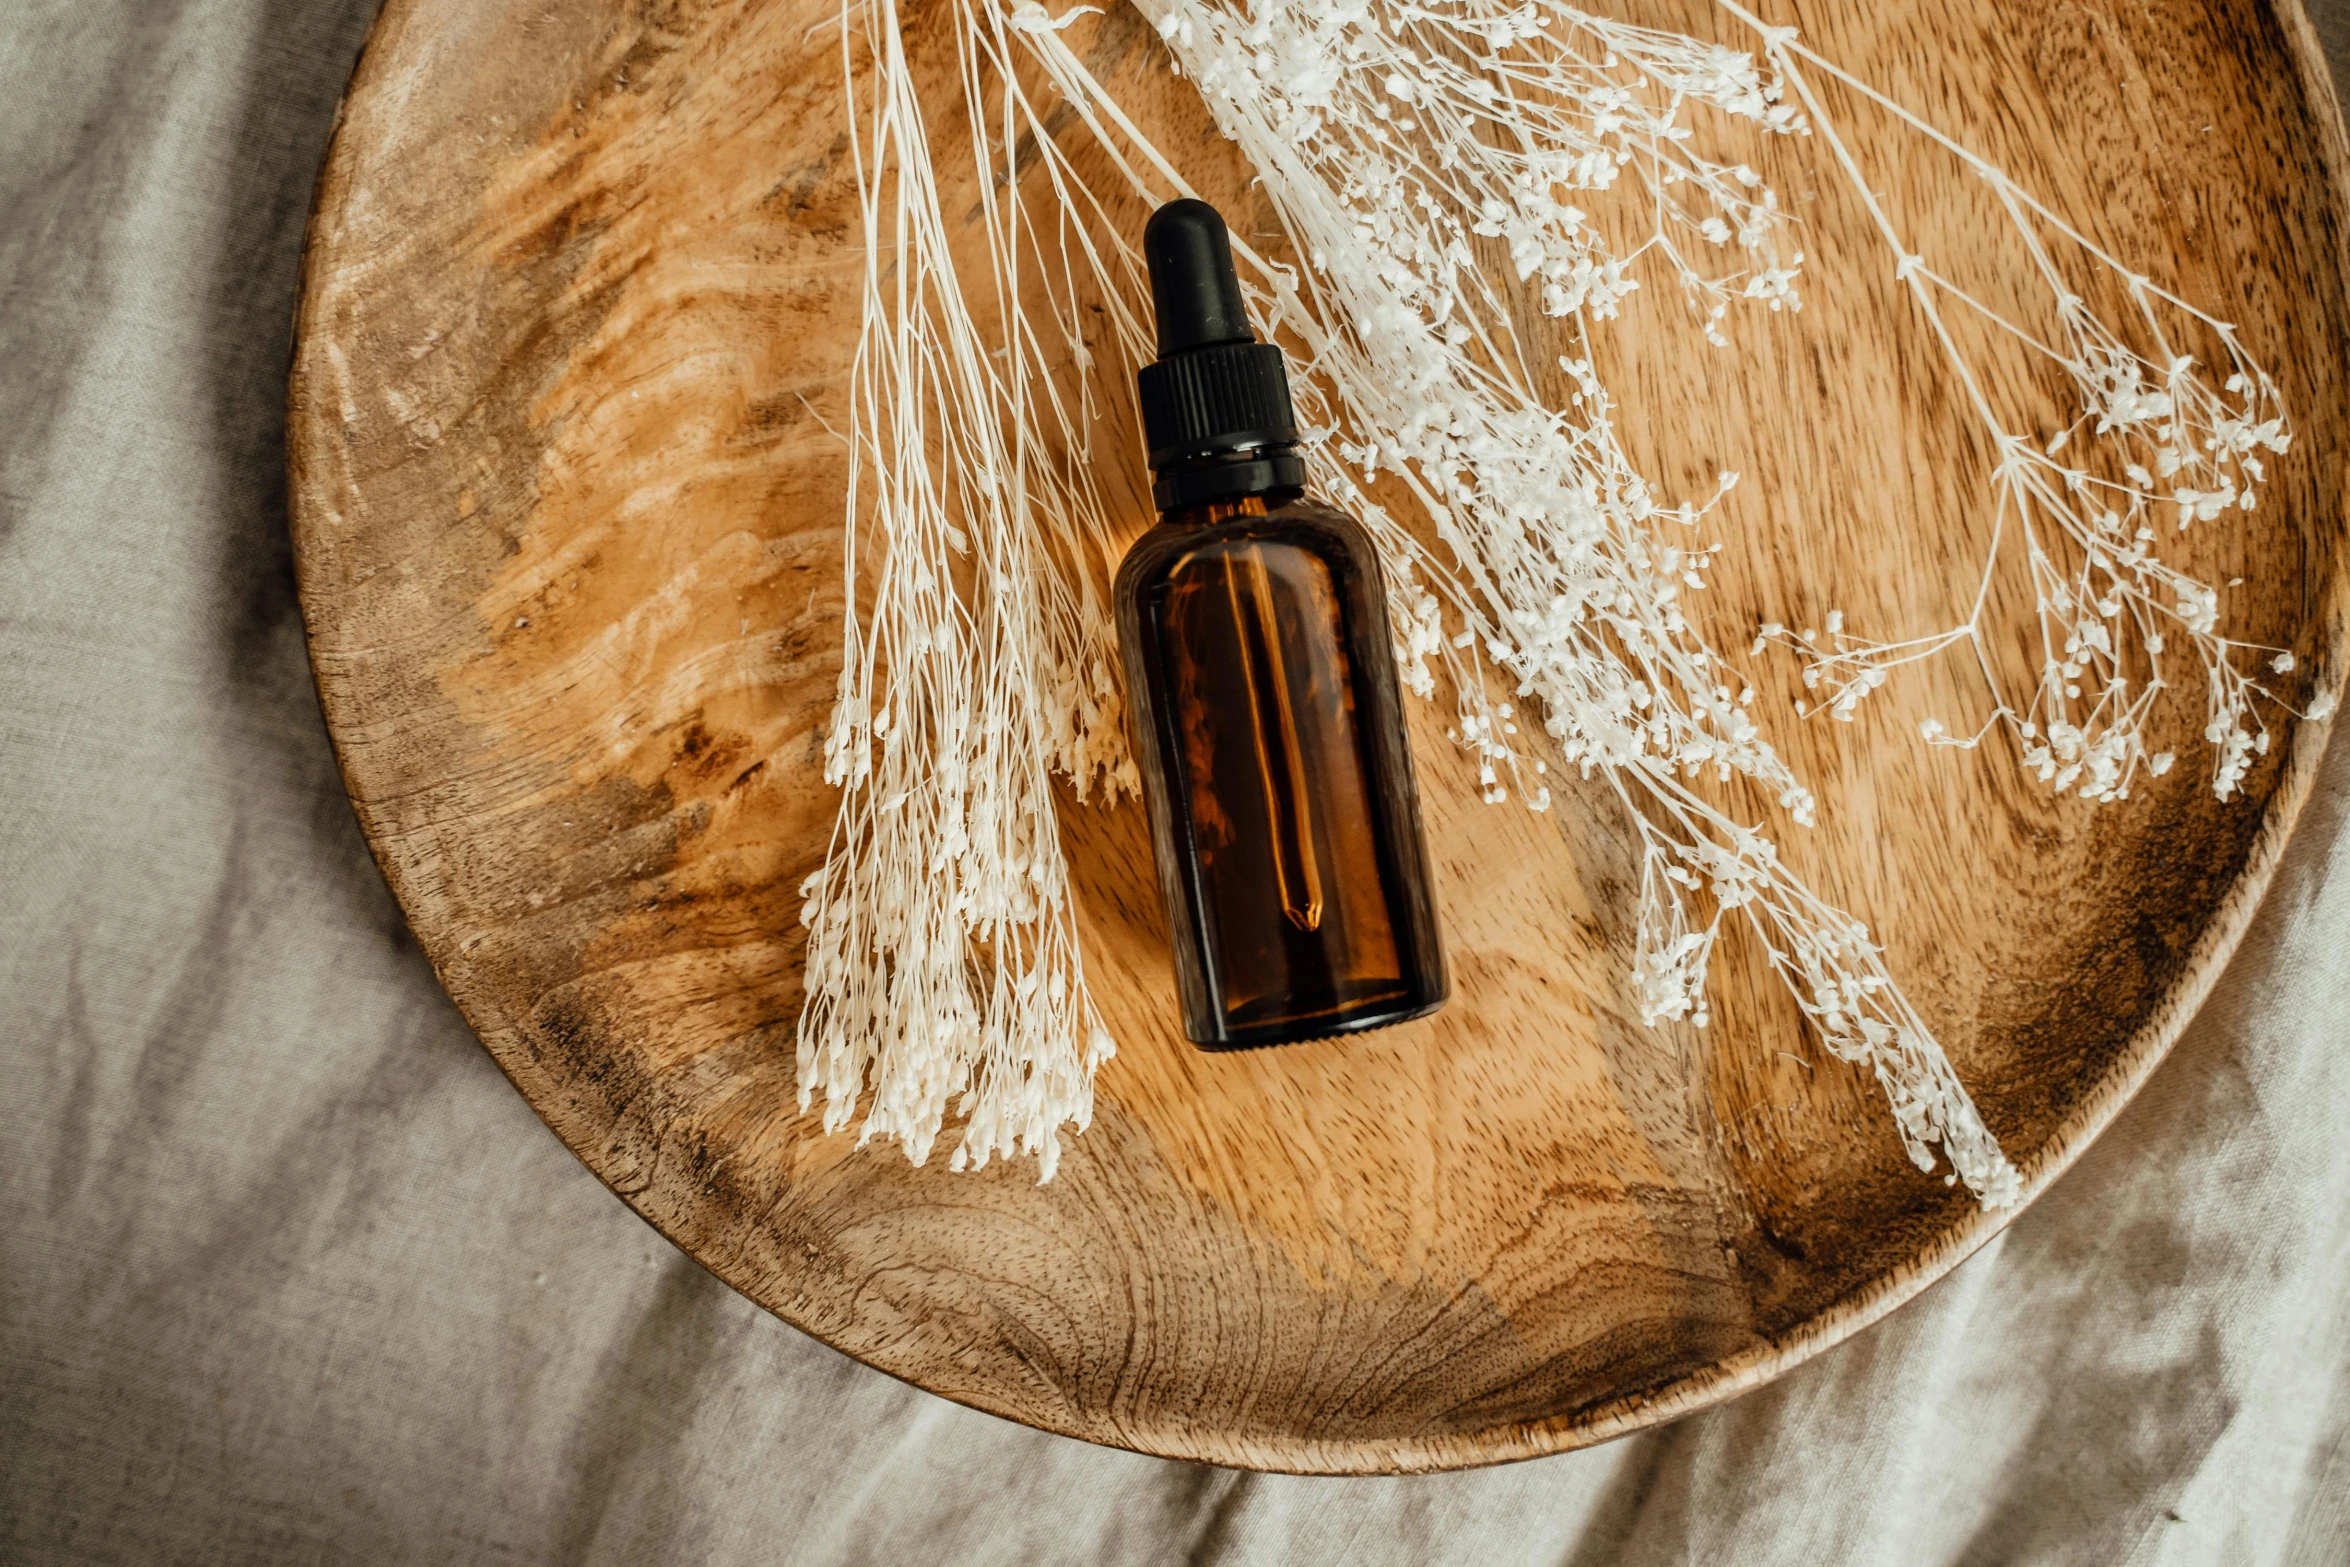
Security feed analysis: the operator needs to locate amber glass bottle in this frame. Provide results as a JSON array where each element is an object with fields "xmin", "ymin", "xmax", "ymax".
[{"xmin": 1114, "ymin": 200, "xmax": 1447, "ymax": 1049}]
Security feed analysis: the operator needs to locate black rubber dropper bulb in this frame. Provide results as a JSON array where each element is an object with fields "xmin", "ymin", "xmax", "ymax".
[
  {"xmin": 1135, "ymin": 200, "xmax": 1305, "ymax": 510},
  {"xmin": 1144, "ymin": 199, "xmax": 1253, "ymax": 354}
]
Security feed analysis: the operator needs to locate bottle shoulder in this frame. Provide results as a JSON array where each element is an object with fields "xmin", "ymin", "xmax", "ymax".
[{"xmin": 1115, "ymin": 493, "xmax": 1380, "ymax": 594}]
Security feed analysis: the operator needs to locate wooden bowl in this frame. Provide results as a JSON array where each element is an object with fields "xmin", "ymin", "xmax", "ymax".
[{"xmin": 289, "ymin": 0, "xmax": 2350, "ymax": 1470}]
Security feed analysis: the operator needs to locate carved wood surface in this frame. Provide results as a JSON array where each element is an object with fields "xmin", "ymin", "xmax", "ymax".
[{"xmin": 289, "ymin": 0, "xmax": 2350, "ymax": 1470}]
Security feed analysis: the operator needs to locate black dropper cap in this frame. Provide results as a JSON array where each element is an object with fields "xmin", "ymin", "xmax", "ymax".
[{"xmin": 1137, "ymin": 200, "xmax": 1304, "ymax": 510}]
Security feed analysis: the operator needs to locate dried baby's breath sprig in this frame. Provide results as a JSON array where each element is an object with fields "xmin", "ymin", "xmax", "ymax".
[
  {"xmin": 1019, "ymin": 0, "xmax": 2021, "ymax": 1204},
  {"xmin": 798, "ymin": 0, "xmax": 1148, "ymax": 1178},
  {"xmin": 1718, "ymin": 7, "xmax": 2315, "ymax": 804},
  {"xmin": 816, "ymin": 0, "xmax": 2295, "ymax": 1206}
]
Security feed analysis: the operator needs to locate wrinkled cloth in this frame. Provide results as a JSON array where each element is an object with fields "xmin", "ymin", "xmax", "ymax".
[{"xmin": 4, "ymin": 1, "xmax": 2349, "ymax": 1562}]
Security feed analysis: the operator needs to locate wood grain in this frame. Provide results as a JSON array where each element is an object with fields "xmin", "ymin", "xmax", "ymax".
[{"xmin": 288, "ymin": 0, "xmax": 2350, "ymax": 1470}]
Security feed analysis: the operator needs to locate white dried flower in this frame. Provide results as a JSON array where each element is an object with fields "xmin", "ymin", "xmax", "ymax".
[
  {"xmin": 819, "ymin": 0, "xmax": 2299, "ymax": 1208},
  {"xmin": 1729, "ymin": 14, "xmax": 2308, "ymax": 809},
  {"xmin": 1014, "ymin": 0, "xmax": 2016, "ymax": 1202}
]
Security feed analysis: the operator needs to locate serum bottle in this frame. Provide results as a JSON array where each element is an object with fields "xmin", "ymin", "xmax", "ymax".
[{"xmin": 1114, "ymin": 200, "xmax": 1448, "ymax": 1049}]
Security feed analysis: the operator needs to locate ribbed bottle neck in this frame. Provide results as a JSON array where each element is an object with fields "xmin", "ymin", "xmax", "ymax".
[
  {"xmin": 1152, "ymin": 446, "xmax": 1306, "ymax": 512},
  {"xmin": 1135, "ymin": 199, "xmax": 1306, "ymax": 512}
]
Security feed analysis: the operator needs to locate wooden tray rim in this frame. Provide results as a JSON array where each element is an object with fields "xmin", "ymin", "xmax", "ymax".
[{"xmin": 284, "ymin": 0, "xmax": 2350, "ymax": 1472}]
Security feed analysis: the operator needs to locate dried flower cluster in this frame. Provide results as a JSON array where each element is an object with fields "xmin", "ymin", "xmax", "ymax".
[
  {"xmin": 1728, "ymin": 13, "xmax": 2321, "ymax": 805},
  {"xmin": 802, "ymin": 0, "xmax": 2312, "ymax": 1205},
  {"xmin": 795, "ymin": 0, "xmax": 1148, "ymax": 1177}
]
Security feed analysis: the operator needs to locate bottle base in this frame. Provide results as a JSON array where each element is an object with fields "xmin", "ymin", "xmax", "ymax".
[{"xmin": 1186, "ymin": 989, "xmax": 1449, "ymax": 1052}]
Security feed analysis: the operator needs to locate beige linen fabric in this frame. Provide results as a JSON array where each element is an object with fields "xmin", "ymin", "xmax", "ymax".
[{"xmin": 3, "ymin": 2, "xmax": 2348, "ymax": 1562}]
